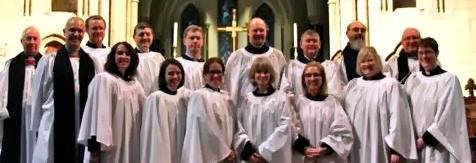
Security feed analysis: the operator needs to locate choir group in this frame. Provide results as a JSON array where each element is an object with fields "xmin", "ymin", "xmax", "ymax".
[{"xmin": 0, "ymin": 15, "xmax": 471, "ymax": 163}]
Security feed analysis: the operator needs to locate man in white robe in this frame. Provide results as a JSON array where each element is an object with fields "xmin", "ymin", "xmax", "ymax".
[
  {"xmin": 31, "ymin": 17, "xmax": 98, "ymax": 163},
  {"xmin": 332, "ymin": 21, "xmax": 367, "ymax": 84},
  {"xmin": 133, "ymin": 22, "xmax": 165, "ymax": 95},
  {"xmin": 81, "ymin": 15, "xmax": 110, "ymax": 72},
  {"xmin": 0, "ymin": 26, "xmax": 42, "ymax": 163},
  {"xmin": 383, "ymin": 28, "xmax": 421, "ymax": 83},
  {"xmin": 176, "ymin": 25, "xmax": 204, "ymax": 90},
  {"xmin": 224, "ymin": 18, "xmax": 287, "ymax": 106},
  {"xmin": 281, "ymin": 30, "xmax": 343, "ymax": 97},
  {"xmin": 404, "ymin": 37, "xmax": 471, "ymax": 163}
]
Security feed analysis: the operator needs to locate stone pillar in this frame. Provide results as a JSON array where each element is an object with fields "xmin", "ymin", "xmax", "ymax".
[
  {"xmin": 357, "ymin": 0, "xmax": 370, "ymax": 45},
  {"xmin": 99, "ymin": 0, "xmax": 110, "ymax": 46},
  {"xmin": 109, "ymin": 0, "xmax": 127, "ymax": 45},
  {"xmin": 328, "ymin": 0, "xmax": 342, "ymax": 53}
]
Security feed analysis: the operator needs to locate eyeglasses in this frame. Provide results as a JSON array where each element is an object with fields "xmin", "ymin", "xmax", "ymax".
[
  {"xmin": 207, "ymin": 70, "xmax": 223, "ymax": 74},
  {"xmin": 303, "ymin": 73, "xmax": 321, "ymax": 78}
]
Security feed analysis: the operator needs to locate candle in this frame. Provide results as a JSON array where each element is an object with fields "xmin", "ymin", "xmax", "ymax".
[
  {"xmin": 173, "ymin": 22, "xmax": 178, "ymax": 47},
  {"xmin": 293, "ymin": 23, "xmax": 297, "ymax": 48}
]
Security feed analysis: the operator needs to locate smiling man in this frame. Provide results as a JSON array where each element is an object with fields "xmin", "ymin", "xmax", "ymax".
[
  {"xmin": 133, "ymin": 22, "xmax": 165, "ymax": 95},
  {"xmin": 332, "ymin": 21, "xmax": 367, "ymax": 84},
  {"xmin": 224, "ymin": 17, "xmax": 286, "ymax": 106},
  {"xmin": 280, "ymin": 29, "xmax": 344, "ymax": 97},
  {"xmin": 384, "ymin": 28, "xmax": 422, "ymax": 83},
  {"xmin": 0, "ymin": 26, "xmax": 42, "ymax": 163},
  {"xmin": 82, "ymin": 15, "xmax": 110, "ymax": 72},
  {"xmin": 31, "ymin": 17, "xmax": 98, "ymax": 163}
]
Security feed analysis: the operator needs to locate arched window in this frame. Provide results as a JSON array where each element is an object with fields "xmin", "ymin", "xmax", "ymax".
[
  {"xmin": 180, "ymin": 4, "xmax": 202, "ymax": 55},
  {"xmin": 253, "ymin": 3, "xmax": 274, "ymax": 46}
]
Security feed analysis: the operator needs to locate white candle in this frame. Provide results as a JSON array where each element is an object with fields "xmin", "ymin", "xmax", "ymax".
[
  {"xmin": 293, "ymin": 23, "xmax": 297, "ymax": 48},
  {"xmin": 173, "ymin": 22, "xmax": 178, "ymax": 47}
]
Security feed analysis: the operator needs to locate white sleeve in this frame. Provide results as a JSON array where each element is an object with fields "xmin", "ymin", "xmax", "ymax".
[{"xmin": 0, "ymin": 61, "xmax": 11, "ymax": 120}]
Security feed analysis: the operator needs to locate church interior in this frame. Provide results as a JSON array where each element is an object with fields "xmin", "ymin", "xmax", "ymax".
[{"xmin": 1, "ymin": 0, "xmax": 476, "ymax": 159}]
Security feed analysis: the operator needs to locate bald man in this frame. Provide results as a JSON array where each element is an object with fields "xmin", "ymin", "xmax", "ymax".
[
  {"xmin": 224, "ymin": 17, "xmax": 287, "ymax": 106},
  {"xmin": 384, "ymin": 28, "xmax": 422, "ymax": 83},
  {"xmin": 0, "ymin": 26, "xmax": 42, "ymax": 163},
  {"xmin": 31, "ymin": 17, "xmax": 98, "ymax": 163},
  {"xmin": 332, "ymin": 21, "xmax": 367, "ymax": 84}
]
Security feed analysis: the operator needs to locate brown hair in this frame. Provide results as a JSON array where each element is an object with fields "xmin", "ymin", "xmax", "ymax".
[
  {"xmin": 301, "ymin": 61, "xmax": 327, "ymax": 96},
  {"xmin": 248, "ymin": 57, "xmax": 275, "ymax": 87},
  {"xmin": 183, "ymin": 25, "xmax": 203, "ymax": 39},
  {"xmin": 203, "ymin": 57, "xmax": 225, "ymax": 75},
  {"xmin": 418, "ymin": 37, "xmax": 439, "ymax": 54},
  {"xmin": 133, "ymin": 22, "xmax": 153, "ymax": 36},
  {"xmin": 85, "ymin": 15, "xmax": 106, "ymax": 29}
]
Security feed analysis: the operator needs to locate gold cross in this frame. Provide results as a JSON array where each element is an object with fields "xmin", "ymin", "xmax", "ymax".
[{"xmin": 217, "ymin": 9, "xmax": 247, "ymax": 51}]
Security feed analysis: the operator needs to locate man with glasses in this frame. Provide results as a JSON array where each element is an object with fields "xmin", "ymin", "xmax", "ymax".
[
  {"xmin": 384, "ymin": 28, "xmax": 422, "ymax": 83},
  {"xmin": 332, "ymin": 21, "xmax": 367, "ymax": 84}
]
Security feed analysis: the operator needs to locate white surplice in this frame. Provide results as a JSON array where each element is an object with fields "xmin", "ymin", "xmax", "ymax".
[
  {"xmin": 294, "ymin": 95, "xmax": 353, "ymax": 163},
  {"xmin": 341, "ymin": 76, "xmax": 417, "ymax": 163},
  {"xmin": 176, "ymin": 57, "xmax": 204, "ymax": 90},
  {"xmin": 224, "ymin": 48, "xmax": 287, "ymax": 106},
  {"xmin": 136, "ymin": 51, "xmax": 165, "ymax": 95},
  {"xmin": 280, "ymin": 60, "xmax": 344, "ymax": 98},
  {"xmin": 78, "ymin": 72, "xmax": 145, "ymax": 163},
  {"xmin": 0, "ymin": 61, "xmax": 36, "ymax": 163},
  {"xmin": 140, "ymin": 88, "xmax": 191, "ymax": 163},
  {"xmin": 31, "ymin": 52, "xmax": 100, "ymax": 163},
  {"xmin": 404, "ymin": 71, "xmax": 471, "ymax": 163},
  {"xmin": 236, "ymin": 90, "xmax": 293, "ymax": 163},
  {"xmin": 81, "ymin": 45, "xmax": 110, "ymax": 73},
  {"xmin": 181, "ymin": 87, "xmax": 242, "ymax": 163}
]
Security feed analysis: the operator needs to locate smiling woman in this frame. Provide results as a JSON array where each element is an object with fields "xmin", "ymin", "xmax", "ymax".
[{"xmin": 78, "ymin": 41, "xmax": 145, "ymax": 163}]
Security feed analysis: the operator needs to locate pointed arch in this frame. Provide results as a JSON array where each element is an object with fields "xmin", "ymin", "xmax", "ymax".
[
  {"xmin": 253, "ymin": 3, "xmax": 275, "ymax": 46},
  {"xmin": 180, "ymin": 3, "xmax": 202, "ymax": 55}
]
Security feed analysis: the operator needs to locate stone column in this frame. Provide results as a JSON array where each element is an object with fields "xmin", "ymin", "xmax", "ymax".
[
  {"xmin": 328, "ymin": 0, "xmax": 342, "ymax": 53},
  {"xmin": 357, "ymin": 0, "xmax": 369, "ymax": 45}
]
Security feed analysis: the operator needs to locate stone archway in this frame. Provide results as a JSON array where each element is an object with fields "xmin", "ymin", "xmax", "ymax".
[{"xmin": 41, "ymin": 34, "xmax": 65, "ymax": 54}]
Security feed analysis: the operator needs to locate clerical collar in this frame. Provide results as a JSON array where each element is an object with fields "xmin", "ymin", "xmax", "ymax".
[
  {"xmin": 135, "ymin": 48, "xmax": 149, "ymax": 53},
  {"xmin": 252, "ymin": 86, "xmax": 276, "ymax": 97},
  {"xmin": 297, "ymin": 53, "xmax": 324, "ymax": 64},
  {"xmin": 245, "ymin": 44, "xmax": 270, "ymax": 54},
  {"xmin": 205, "ymin": 84, "xmax": 220, "ymax": 92},
  {"xmin": 363, "ymin": 72, "xmax": 386, "ymax": 80},
  {"xmin": 86, "ymin": 41, "xmax": 106, "ymax": 49},
  {"xmin": 305, "ymin": 94, "xmax": 327, "ymax": 101},
  {"xmin": 182, "ymin": 53, "xmax": 204, "ymax": 62},
  {"xmin": 399, "ymin": 50, "xmax": 417, "ymax": 59},
  {"xmin": 160, "ymin": 85, "xmax": 178, "ymax": 95},
  {"xmin": 422, "ymin": 66, "xmax": 446, "ymax": 77}
]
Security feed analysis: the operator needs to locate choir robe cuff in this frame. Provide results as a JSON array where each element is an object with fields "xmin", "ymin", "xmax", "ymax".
[
  {"xmin": 0, "ymin": 108, "xmax": 9, "ymax": 120},
  {"xmin": 240, "ymin": 141, "xmax": 257, "ymax": 161},
  {"xmin": 88, "ymin": 136, "xmax": 101, "ymax": 152},
  {"xmin": 293, "ymin": 134, "xmax": 311, "ymax": 155},
  {"xmin": 422, "ymin": 131, "xmax": 439, "ymax": 146},
  {"xmin": 320, "ymin": 143, "xmax": 335, "ymax": 156}
]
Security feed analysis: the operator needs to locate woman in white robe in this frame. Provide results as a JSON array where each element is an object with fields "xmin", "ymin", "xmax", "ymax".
[
  {"xmin": 78, "ymin": 42, "xmax": 146, "ymax": 163},
  {"xmin": 404, "ymin": 38, "xmax": 470, "ymax": 163},
  {"xmin": 181, "ymin": 58, "xmax": 244, "ymax": 163},
  {"xmin": 236, "ymin": 57, "xmax": 293, "ymax": 163},
  {"xmin": 140, "ymin": 59, "xmax": 191, "ymax": 163},
  {"xmin": 293, "ymin": 61, "xmax": 353, "ymax": 163},
  {"xmin": 342, "ymin": 46, "xmax": 417, "ymax": 163}
]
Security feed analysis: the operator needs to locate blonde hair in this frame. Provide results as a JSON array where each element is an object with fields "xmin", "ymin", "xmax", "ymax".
[
  {"xmin": 248, "ymin": 57, "xmax": 275, "ymax": 87},
  {"xmin": 356, "ymin": 46, "xmax": 383, "ymax": 76},
  {"xmin": 301, "ymin": 61, "xmax": 327, "ymax": 96}
]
